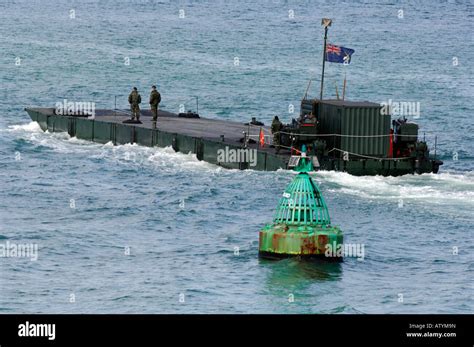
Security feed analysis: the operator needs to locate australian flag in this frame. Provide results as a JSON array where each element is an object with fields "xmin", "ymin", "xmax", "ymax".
[{"xmin": 325, "ymin": 43, "xmax": 355, "ymax": 64}]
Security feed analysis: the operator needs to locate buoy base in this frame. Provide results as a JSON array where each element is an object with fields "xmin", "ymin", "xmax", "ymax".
[{"xmin": 258, "ymin": 223, "xmax": 343, "ymax": 261}]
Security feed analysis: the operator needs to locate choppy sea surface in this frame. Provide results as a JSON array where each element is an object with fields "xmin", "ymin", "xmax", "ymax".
[{"xmin": 0, "ymin": 0, "xmax": 473, "ymax": 313}]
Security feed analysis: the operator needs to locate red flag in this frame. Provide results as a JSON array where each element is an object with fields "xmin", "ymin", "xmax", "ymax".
[{"xmin": 259, "ymin": 128, "xmax": 265, "ymax": 147}]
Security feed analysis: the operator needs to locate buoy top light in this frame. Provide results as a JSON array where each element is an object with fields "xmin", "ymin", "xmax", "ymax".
[{"xmin": 293, "ymin": 145, "xmax": 314, "ymax": 173}]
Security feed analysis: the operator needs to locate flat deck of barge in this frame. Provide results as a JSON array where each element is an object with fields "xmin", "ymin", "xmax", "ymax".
[{"xmin": 26, "ymin": 107, "xmax": 289, "ymax": 171}]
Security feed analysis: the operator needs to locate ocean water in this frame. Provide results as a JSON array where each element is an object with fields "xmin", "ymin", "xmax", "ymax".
[{"xmin": 0, "ymin": 0, "xmax": 473, "ymax": 313}]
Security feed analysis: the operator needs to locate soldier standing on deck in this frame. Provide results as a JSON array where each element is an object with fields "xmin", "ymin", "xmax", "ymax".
[
  {"xmin": 149, "ymin": 85, "xmax": 161, "ymax": 122},
  {"xmin": 128, "ymin": 87, "xmax": 142, "ymax": 121},
  {"xmin": 271, "ymin": 115, "xmax": 283, "ymax": 153}
]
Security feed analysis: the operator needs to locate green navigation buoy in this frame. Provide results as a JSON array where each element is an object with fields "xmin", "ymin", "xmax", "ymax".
[{"xmin": 259, "ymin": 145, "xmax": 343, "ymax": 260}]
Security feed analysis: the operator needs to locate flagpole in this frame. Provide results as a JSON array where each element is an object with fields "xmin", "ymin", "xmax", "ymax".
[
  {"xmin": 320, "ymin": 19, "xmax": 332, "ymax": 100},
  {"xmin": 342, "ymin": 71, "xmax": 347, "ymax": 101}
]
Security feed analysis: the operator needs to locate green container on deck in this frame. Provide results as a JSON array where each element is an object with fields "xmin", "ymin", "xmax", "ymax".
[{"xmin": 301, "ymin": 99, "xmax": 390, "ymax": 158}]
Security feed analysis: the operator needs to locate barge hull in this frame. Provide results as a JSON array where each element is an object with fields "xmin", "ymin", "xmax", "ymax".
[{"xmin": 25, "ymin": 108, "xmax": 439, "ymax": 175}]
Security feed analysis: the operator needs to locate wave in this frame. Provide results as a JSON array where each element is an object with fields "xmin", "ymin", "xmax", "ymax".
[
  {"xmin": 93, "ymin": 142, "xmax": 217, "ymax": 173},
  {"xmin": 5, "ymin": 121, "xmax": 218, "ymax": 173},
  {"xmin": 5, "ymin": 122, "xmax": 43, "ymax": 133},
  {"xmin": 317, "ymin": 170, "xmax": 474, "ymax": 219}
]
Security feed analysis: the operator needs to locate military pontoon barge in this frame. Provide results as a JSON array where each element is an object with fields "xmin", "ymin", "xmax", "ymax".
[{"xmin": 25, "ymin": 102, "xmax": 442, "ymax": 176}]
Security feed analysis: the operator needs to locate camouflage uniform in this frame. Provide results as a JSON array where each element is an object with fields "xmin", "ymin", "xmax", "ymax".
[
  {"xmin": 128, "ymin": 90, "xmax": 142, "ymax": 120},
  {"xmin": 149, "ymin": 89, "xmax": 161, "ymax": 121},
  {"xmin": 271, "ymin": 117, "xmax": 283, "ymax": 153}
]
